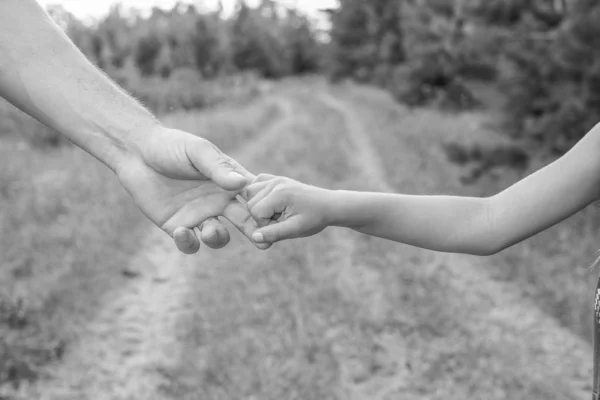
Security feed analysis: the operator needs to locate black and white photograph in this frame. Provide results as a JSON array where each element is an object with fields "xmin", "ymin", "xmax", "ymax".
[{"xmin": 1, "ymin": 0, "xmax": 599, "ymax": 399}]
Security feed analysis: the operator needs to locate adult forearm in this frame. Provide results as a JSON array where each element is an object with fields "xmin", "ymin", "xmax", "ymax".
[
  {"xmin": 329, "ymin": 191, "xmax": 495, "ymax": 255},
  {"xmin": 0, "ymin": 0, "xmax": 158, "ymax": 171}
]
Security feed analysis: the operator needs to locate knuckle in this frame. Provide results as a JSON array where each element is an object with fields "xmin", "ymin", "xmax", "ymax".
[
  {"xmin": 250, "ymin": 206, "xmax": 264, "ymax": 220},
  {"xmin": 275, "ymin": 184, "xmax": 294, "ymax": 197},
  {"xmin": 216, "ymin": 157, "xmax": 233, "ymax": 169},
  {"xmin": 257, "ymin": 173, "xmax": 273, "ymax": 181}
]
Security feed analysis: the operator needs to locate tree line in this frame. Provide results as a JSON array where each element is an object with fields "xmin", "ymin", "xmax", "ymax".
[
  {"xmin": 328, "ymin": 0, "xmax": 600, "ymax": 155},
  {"xmin": 49, "ymin": 0, "xmax": 600, "ymax": 156},
  {"xmin": 49, "ymin": 1, "xmax": 322, "ymax": 81}
]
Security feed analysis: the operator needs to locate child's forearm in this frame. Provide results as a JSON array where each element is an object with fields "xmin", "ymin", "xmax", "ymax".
[{"xmin": 328, "ymin": 191, "xmax": 495, "ymax": 255}]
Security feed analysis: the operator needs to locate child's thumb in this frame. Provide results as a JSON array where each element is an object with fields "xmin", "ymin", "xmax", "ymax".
[{"xmin": 252, "ymin": 220, "xmax": 298, "ymax": 245}]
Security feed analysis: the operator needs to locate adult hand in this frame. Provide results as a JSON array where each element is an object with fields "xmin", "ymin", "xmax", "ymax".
[
  {"xmin": 116, "ymin": 126, "xmax": 270, "ymax": 254},
  {"xmin": 0, "ymin": 0, "xmax": 269, "ymax": 255}
]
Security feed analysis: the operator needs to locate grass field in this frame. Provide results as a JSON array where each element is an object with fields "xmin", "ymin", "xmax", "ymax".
[{"xmin": 0, "ymin": 77, "xmax": 597, "ymax": 399}]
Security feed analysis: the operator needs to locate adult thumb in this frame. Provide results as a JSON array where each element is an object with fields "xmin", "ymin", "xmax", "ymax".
[{"xmin": 188, "ymin": 138, "xmax": 250, "ymax": 191}]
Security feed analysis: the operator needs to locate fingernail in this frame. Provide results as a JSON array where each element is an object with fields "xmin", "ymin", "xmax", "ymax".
[
  {"xmin": 229, "ymin": 171, "xmax": 246, "ymax": 180},
  {"xmin": 253, "ymin": 232, "xmax": 264, "ymax": 243}
]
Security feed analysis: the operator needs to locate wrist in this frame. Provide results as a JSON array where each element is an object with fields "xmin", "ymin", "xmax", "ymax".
[
  {"xmin": 102, "ymin": 118, "xmax": 163, "ymax": 174},
  {"xmin": 325, "ymin": 190, "xmax": 370, "ymax": 229}
]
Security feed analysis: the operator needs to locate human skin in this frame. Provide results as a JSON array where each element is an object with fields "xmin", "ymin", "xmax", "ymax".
[
  {"xmin": 0, "ymin": 0, "xmax": 269, "ymax": 254},
  {"xmin": 244, "ymin": 123, "xmax": 600, "ymax": 255}
]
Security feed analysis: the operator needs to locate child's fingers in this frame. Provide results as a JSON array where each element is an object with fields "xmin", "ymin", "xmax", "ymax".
[
  {"xmin": 247, "ymin": 181, "xmax": 278, "ymax": 211},
  {"xmin": 223, "ymin": 199, "xmax": 272, "ymax": 250},
  {"xmin": 252, "ymin": 219, "xmax": 299, "ymax": 244},
  {"xmin": 250, "ymin": 194, "xmax": 286, "ymax": 223},
  {"xmin": 242, "ymin": 180, "xmax": 271, "ymax": 202},
  {"xmin": 252, "ymin": 173, "xmax": 276, "ymax": 185},
  {"xmin": 242, "ymin": 173, "xmax": 276, "ymax": 201}
]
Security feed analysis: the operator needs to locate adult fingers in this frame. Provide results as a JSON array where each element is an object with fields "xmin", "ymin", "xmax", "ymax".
[
  {"xmin": 199, "ymin": 218, "xmax": 231, "ymax": 249},
  {"xmin": 223, "ymin": 199, "xmax": 272, "ymax": 250},
  {"xmin": 173, "ymin": 227, "xmax": 201, "ymax": 254},
  {"xmin": 172, "ymin": 217, "xmax": 232, "ymax": 253}
]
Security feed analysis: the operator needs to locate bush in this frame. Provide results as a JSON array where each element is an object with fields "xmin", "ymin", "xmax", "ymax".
[
  {"xmin": 135, "ymin": 35, "xmax": 162, "ymax": 76},
  {"xmin": 443, "ymin": 141, "xmax": 530, "ymax": 185},
  {"xmin": 496, "ymin": 2, "xmax": 600, "ymax": 154},
  {"xmin": 390, "ymin": 46, "xmax": 479, "ymax": 111}
]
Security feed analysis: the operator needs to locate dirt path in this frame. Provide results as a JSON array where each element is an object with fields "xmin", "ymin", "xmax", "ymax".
[
  {"xmin": 317, "ymin": 92, "xmax": 592, "ymax": 400},
  {"xmin": 22, "ymin": 232, "xmax": 189, "ymax": 400},
  {"xmin": 15, "ymin": 82, "xmax": 595, "ymax": 400},
  {"xmin": 18, "ymin": 98, "xmax": 296, "ymax": 400}
]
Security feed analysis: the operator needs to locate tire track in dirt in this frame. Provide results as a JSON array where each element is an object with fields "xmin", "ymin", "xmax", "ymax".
[
  {"xmin": 22, "ymin": 232, "xmax": 190, "ymax": 400},
  {"xmin": 315, "ymin": 93, "xmax": 415, "ymax": 400},
  {"xmin": 317, "ymin": 92, "xmax": 592, "ymax": 400},
  {"xmin": 19, "ymin": 97, "xmax": 296, "ymax": 400}
]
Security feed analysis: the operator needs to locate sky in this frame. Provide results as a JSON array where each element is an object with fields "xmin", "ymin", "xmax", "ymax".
[{"xmin": 38, "ymin": 0, "xmax": 337, "ymax": 21}]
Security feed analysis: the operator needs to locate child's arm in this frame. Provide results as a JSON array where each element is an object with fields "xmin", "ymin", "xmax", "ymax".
[{"xmin": 245, "ymin": 125, "xmax": 600, "ymax": 255}]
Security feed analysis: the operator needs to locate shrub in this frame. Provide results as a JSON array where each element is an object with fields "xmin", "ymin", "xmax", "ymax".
[
  {"xmin": 135, "ymin": 35, "xmax": 162, "ymax": 76},
  {"xmin": 496, "ymin": 2, "xmax": 600, "ymax": 154},
  {"xmin": 390, "ymin": 46, "xmax": 479, "ymax": 111},
  {"xmin": 443, "ymin": 141, "xmax": 530, "ymax": 185}
]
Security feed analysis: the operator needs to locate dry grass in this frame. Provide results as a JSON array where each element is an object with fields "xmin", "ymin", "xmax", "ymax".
[
  {"xmin": 1, "ymin": 77, "xmax": 596, "ymax": 399},
  {"xmin": 0, "ymin": 76, "xmax": 273, "ymax": 391},
  {"xmin": 147, "ymin": 80, "xmax": 591, "ymax": 399},
  {"xmin": 335, "ymin": 81, "xmax": 599, "ymax": 343},
  {"xmin": 116, "ymin": 68, "xmax": 267, "ymax": 115},
  {"xmin": 0, "ymin": 138, "xmax": 146, "ymax": 389}
]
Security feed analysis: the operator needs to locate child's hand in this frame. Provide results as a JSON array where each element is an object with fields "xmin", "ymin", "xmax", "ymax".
[{"xmin": 243, "ymin": 174, "xmax": 335, "ymax": 246}]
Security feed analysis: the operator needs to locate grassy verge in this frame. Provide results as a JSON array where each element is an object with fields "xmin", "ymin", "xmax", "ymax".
[
  {"xmin": 0, "ymin": 140, "xmax": 147, "ymax": 390},
  {"xmin": 153, "ymin": 81, "xmax": 585, "ymax": 399},
  {"xmin": 336, "ymin": 81, "xmax": 599, "ymax": 343},
  {"xmin": 0, "ymin": 74, "xmax": 271, "ymax": 391}
]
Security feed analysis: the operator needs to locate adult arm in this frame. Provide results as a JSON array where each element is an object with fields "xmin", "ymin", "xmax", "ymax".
[{"xmin": 0, "ymin": 0, "xmax": 264, "ymax": 253}]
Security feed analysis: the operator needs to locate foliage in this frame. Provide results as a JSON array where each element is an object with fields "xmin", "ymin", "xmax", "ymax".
[
  {"xmin": 7, "ymin": 1, "xmax": 322, "ymax": 148},
  {"xmin": 328, "ymin": 0, "xmax": 600, "ymax": 155},
  {"xmin": 45, "ymin": 0, "xmax": 600, "ymax": 155},
  {"xmin": 135, "ymin": 34, "xmax": 162, "ymax": 76},
  {"xmin": 58, "ymin": 1, "xmax": 322, "ymax": 81},
  {"xmin": 483, "ymin": 0, "xmax": 600, "ymax": 153},
  {"xmin": 328, "ymin": 0, "xmax": 405, "ymax": 82}
]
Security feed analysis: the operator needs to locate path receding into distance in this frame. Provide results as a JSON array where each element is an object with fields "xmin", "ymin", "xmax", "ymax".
[
  {"xmin": 19, "ymin": 96, "xmax": 295, "ymax": 400},
  {"xmin": 21, "ymin": 80, "xmax": 592, "ymax": 400}
]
